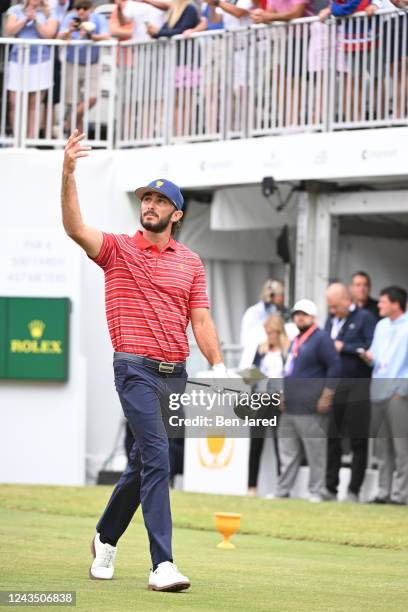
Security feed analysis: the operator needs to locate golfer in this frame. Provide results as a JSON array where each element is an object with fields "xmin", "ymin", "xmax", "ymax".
[{"xmin": 61, "ymin": 131, "xmax": 227, "ymax": 591}]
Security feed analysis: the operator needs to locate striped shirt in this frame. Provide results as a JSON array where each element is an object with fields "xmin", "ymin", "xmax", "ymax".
[{"xmin": 91, "ymin": 230, "xmax": 209, "ymax": 362}]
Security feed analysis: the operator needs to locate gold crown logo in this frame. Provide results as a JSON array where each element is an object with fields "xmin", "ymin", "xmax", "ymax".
[
  {"xmin": 156, "ymin": 180, "xmax": 164, "ymax": 187},
  {"xmin": 28, "ymin": 320, "xmax": 46, "ymax": 339}
]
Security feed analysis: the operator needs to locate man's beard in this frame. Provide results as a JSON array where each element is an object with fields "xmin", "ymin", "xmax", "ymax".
[
  {"xmin": 140, "ymin": 210, "xmax": 173, "ymax": 233},
  {"xmin": 297, "ymin": 322, "xmax": 313, "ymax": 333}
]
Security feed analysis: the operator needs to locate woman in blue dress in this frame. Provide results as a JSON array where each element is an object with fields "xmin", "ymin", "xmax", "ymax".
[{"xmin": 4, "ymin": 0, "xmax": 58, "ymax": 138}]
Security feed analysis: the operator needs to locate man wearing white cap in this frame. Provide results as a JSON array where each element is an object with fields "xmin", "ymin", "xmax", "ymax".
[{"xmin": 269, "ymin": 299, "xmax": 341, "ymax": 502}]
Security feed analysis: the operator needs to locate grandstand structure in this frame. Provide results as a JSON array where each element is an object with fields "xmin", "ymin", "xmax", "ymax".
[{"xmin": 1, "ymin": 10, "xmax": 408, "ymax": 488}]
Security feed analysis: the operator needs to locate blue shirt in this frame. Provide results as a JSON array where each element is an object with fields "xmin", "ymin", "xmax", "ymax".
[
  {"xmin": 370, "ymin": 311, "xmax": 408, "ymax": 401},
  {"xmin": 157, "ymin": 4, "xmax": 199, "ymax": 37},
  {"xmin": 283, "ymin": 327, "xmax": 341, "ymax": 414},
  {"xmin": 59, "ymin": 12, "xmax": 108, "ymax": 65},
  {"xmin": 8, "ymin": 5, "xmax": 52, "ymax": 64},
  {"xmin": 202, "ymin": 3, "xmax": 224, "ymax": 30}
]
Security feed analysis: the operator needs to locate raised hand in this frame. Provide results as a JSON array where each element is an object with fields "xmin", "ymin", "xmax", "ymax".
[
  {"xmin": 63, "ymin": 130, "xmax": 91, "ymax": 176},
  {"xmin": 25, "ymin": 7, "xmax": 36, "ymax": 21}
]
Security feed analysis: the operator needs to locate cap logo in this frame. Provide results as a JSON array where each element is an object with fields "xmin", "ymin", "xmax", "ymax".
[{"xmin": 156, "ymin": 180, "xmax": 164, "ymax": 187}]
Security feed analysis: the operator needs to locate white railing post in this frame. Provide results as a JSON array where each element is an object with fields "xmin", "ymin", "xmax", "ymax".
[
  {"xmin": 19, "ymin": 44, "xmax": 30, "ymax": 148},
  {"xmin": 106, "ymin": 42, "xmax": 117, "ymax": 150},
  {"xmin": 165, "ymin": 38, "xmax": 176, "ymax": 145}
]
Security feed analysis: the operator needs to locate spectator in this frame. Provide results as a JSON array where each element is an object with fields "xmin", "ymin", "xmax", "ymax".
[
  {"xmin": 147, "ymin": 0, "xmax": 199, "ymax": 37},
  {"xmin": 109, "ymin": 0, "xmax": 132, "ymax": 65},
  {"xmin": 384, "ymin": 0, "xmax": 406, "ymax": 119},
  {"xmin": 48, "ymin": 1, "xmax": 71, "ymax": 137},
  {"xmin": 117, "ymin": 0, "xmax": 168, "ymax": 42},
  {"xmin": 50, "ymin": 0, "xmax": 71, "ymax": 22},
  {"xmin": 201, "ymin": 1, "xmax": 223, "ymax": 30},
  {"xmin": 307, "ymin": 0, "xmax": 338, "ymax": 125},
  {"xmin": 207, "ymin": 0, "xmax": 254, "ymax": 30},
  {"xmin": 207, "ymin": 0, "xmax": 255, "ymax": 132},
  {"xmin": 319, "ymin": 0, "xmax": 378, "ymax": 122},
  {"xmin": 239, "ymin": 279, "xmax": 296, "ymax": 370},
  {"xmin": 108, "ymin": 0, "xmax": 133, "ymax": 141},
  {"xmin": 350, "ymin": 271, "xmax": 380, "ymax": 320},
  {"xmin": 110, "ymin": 0, "xmax": 132, "ymax": 42},
  {"xmin": 269, "ymin": 280, "xmax": 291, "ymax": 322},
  {"xmin": 58, "ymin": 0, "xmax": 109, "ymax": 134},
  {"xmin": 191, "ymin": 3, "xmax": 223, "ymax": 136},
  {"xmin": 241, "ymin": 279, "xmax": 289, "ymax": 348},
  {"xmin": 0, "ymin": 0, "xmax": 12, "ymax": 132},
  {"xmin": 268, "ymin": 299, "xmax": 341, "ymax": 502},
  {"xmin": 319, "ymin": 0, "xmax": 377, "ymax": 26},
  {"xmin": 251, "ymin": 0, "xmax": 312, "ymax": 25},
  {"xmin": 248, "ymin": 314, "xmax": 289, "ymax": 496},
  {"xmin": 251, "ymin": 0, "xmax": 313, "ymax": 126},
  {"xmin": 4, "ymin": 0, "xmax": 58, "ymax": 139},
  {"xmin": 324, "ymin": 283, "xmax": 376, "ymax": 502},
  {"xmin": 114, "ymin": 0, "xmax": 168, "ymax": 140},
  {"xmin": 147, "ymin": 0, "xmax": 200, "ymax": 136},
  {"xmin": 364, "ymin": 286, "xmax": 408, "ymax": 505}
]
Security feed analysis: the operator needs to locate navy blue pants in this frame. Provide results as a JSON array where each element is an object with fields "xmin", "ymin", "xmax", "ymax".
[{"xmin": 96, "ymin": 357, "xmax": 187, "ymax": 568}]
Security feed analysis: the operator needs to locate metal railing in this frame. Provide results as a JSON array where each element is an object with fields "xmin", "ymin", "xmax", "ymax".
[
  {"xmin": 1, "ymin": 9, "xmax": 407, "ymax": 149},
  {"xmin": 0, "ymin": 37, "xmax": 117, "ymax": 148}
]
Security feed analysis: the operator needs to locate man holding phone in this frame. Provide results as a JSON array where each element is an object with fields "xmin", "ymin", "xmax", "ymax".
[{"xmin": 58, "ymin": 0, "xmax": 109, "ymax": 133}]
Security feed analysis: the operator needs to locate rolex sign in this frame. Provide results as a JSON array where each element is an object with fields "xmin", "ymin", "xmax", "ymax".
[{"xmin": 0, "ymin": 297, "xmax": 70, "ymax": 381}]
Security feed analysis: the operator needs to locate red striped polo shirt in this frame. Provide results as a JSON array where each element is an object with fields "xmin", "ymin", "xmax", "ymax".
[{"xmin": 91, "ymin": 230, "xmax": 210, "ymax": 362}]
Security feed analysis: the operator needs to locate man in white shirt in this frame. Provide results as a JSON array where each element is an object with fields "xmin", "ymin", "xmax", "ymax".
[{"xmin": 118, "ymin": 0, "xmax": 168, "ymax": 41}]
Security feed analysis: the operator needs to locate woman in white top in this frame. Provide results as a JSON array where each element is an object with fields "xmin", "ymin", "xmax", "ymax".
[{"xmin": 248, "ymin": 314, "xmax": 289, "ymax": 496}]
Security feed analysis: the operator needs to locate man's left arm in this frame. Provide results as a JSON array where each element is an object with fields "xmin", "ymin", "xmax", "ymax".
[
  {"xmin": 208, "ymin": 0, "xmax": 252, "ymax": 20},
  {"xmin": 190, "ymin": 308, "xmax": 225, "ymax": 371},
  {"xmin": 342, "ymin": 312, "xmax": 376, "ymax": 355}
]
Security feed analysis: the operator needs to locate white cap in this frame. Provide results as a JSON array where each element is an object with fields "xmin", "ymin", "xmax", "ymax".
[{"xmin": 291, "ymin": 299, "xmax": 317, "ymax": 317}]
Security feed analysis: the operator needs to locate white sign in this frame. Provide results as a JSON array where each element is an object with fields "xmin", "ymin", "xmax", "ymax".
[
  {"xmin": 0, "ymin": 229, "xmax": 80, "ymax": 298},
  {"xmin": 182, "ymin": 371, "xmax": 250, "ymax": 495},
  {"xmin": 184, "ymin": 435, "xmax": 249, "ymax": 496}
]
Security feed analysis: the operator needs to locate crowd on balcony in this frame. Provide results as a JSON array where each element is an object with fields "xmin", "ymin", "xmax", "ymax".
[{"xmin": 1, "ymin": 0, "xmax": 407, "ymax": 140}]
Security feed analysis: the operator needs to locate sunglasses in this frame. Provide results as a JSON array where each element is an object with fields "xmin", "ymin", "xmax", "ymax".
[{"xmin": 76, "ymin": 5, "xmax": 90, "ymax": 9}]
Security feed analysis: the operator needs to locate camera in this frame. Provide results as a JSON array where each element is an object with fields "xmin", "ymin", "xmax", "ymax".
[
  {"xmin": 71, "ymin": 16, "xmax": 81, "ymax": 29},
  {"xmin": 261, "ymin": 176, "xmax": 276, "ymax": 198}
]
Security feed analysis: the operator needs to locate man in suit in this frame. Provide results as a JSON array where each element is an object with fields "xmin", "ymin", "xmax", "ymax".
[
  {"xmin": 350, "ymin": 271, "xmax": 380, "ymax": 321},
  {"xmin": 325, "ymin": 283, "xmax": 377, "ymax": 502}
]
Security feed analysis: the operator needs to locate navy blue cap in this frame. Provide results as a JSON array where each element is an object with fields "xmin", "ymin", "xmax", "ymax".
[{"xmin": 135, "ymin": 179, "xmax": 184, "ymax": 211}]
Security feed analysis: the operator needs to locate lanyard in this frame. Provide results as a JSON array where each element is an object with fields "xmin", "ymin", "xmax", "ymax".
[{"xmin": 291, "ymin": 324, "xmax": 318, "ymax": 358}]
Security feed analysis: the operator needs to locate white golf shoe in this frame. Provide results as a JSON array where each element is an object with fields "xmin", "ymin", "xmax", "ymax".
[
  {"xmin": 89, "ymin": 533, "xmax": 117, "ymax": 580},
  {"xmin": 148, "ymin": 561, "xmax": 191, "ymax": 592}
]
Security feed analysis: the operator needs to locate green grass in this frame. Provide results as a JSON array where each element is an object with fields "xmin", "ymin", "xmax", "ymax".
[{"xmin": 0, "ymin": 485, "xmax": 407, "ymax": 611}]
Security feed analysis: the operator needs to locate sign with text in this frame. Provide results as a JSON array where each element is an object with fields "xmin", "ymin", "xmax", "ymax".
[{"xmin": 1, "ymin": 297, "xmax": 70, "ymax": 381}]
